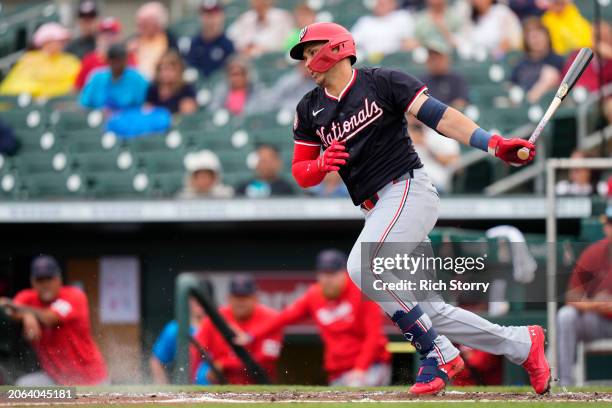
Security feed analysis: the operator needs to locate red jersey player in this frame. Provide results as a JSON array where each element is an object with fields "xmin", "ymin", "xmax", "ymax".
[
  {"xmin": 236, "ymin": 249, "xmax": 391, "ymax": 386},
  {"xmin": 0, "ymin": 255, "xmax": 107, "ymax": 386},
  {"xmin": 191, "ymin": 275, "xmax": 283, "ymax": 384}
]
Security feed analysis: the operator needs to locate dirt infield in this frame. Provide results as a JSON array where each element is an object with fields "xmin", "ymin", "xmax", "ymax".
[{"xmin": 2, "ymin": 387, "xmax": 612, "ymax": 406}]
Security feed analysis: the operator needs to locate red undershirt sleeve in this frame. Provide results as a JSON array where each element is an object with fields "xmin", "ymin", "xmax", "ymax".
[{"xmin": 291, "ymin": 142, "xmax": 326, "ymax": 188}]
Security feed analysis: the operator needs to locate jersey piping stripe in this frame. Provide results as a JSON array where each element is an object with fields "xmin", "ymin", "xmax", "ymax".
[
  {"xmin": 324, "ymin": 69, "xmax": 357, "ymax": 101},
  {"xmin": 369, "ymin": 178, "xmax": 445, "ymax": 364},
  {"xmin": 404, "ymin": 85, "xmax": 428, "ymax": 113},
  {"xmin": 294, "ymin": 140, "xmax": 321, "ymax": 147}
]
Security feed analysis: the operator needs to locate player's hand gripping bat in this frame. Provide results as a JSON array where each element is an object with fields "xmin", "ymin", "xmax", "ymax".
[{"xmin": 517, "ymin": 48, "xmax": 594, "ymax": 161}]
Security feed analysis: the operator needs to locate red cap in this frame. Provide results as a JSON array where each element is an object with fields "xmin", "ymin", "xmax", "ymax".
[{"xmin": 98, "ymin": 17, "xmax": 122, "ymax": 34}]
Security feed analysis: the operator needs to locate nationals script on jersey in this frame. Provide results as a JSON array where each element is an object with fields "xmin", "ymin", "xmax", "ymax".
[{"xmin": 294, "ymin": 67, "xmax": 426, "ymax": 205}]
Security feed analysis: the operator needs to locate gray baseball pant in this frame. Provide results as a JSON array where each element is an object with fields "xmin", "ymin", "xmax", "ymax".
[{"xmin": 346, "ymin": 167, "xmax": 532, "ymax": 365}]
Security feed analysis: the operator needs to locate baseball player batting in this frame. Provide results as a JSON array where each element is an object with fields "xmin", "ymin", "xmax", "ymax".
[{"xmin": 289, "ymin": 23, "xmax": 549, "ymax": 396}]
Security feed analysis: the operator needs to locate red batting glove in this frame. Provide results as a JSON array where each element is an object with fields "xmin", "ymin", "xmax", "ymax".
[
  {"xmin": 317, "ymin": 140, "xmax": 349, "ymax": 172},
  {"xmin": 488, "ymin": 135, "xmax": 536, "ymax": 167}
]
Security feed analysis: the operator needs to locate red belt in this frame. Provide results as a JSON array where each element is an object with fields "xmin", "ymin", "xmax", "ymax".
[{"xmin": 359, "ymin": 169, "xmax": 416, "ymax": 212}]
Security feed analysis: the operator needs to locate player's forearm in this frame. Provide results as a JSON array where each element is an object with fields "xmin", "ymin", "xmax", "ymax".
[
  {"xmin": 436, "ymin": 106, "xmax": 479, "ymax": 147},
  {"xmin": 292, "ymin": 160, "xmax": 326, "ymax": 188}
]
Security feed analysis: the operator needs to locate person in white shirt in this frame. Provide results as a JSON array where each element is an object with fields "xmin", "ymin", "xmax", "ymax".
[
  {"xmin": 227, "ymin": 0, "xmax": 294, "ymax": 57},
  {"xmin": 179, "ymin": 150, "xmax": 234, "ymax": 199},
  {"xmin": 351, "ymin": 0, "xmax": 416, "ymax": 59},
  {"xmin": 460, "ymin": 0, "xmax": 522, "ymax": 58},
  {"xmin": 408, "ymin": 117, "xmax": 460, "ymax": 193}
]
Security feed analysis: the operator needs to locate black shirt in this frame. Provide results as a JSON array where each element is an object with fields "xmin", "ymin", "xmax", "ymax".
[
  {"xmin": 294, "ymin": 67, "xmax": 423, "ymax": 206},
  {"xmin": 511, "ymin": 52, "xmax": 565, "ymax": 91},
  {"xmin": 420, "ymin": 71, "xmax": 469, "ymax": 106},
  {"xmin": 146, "ymin": 83, "xmax": 196, "ymax": 114}
]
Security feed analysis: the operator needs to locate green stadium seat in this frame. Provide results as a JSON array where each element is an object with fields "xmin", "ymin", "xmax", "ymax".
[
  {"xmin": 89, "ymin": 171, "xmax": 147, "ymax": 198},
  {"xmin": 223, "ymin": 171, "xmax": 252, "ymax": 188},
  {"xmin": 52, "ymin": 110, "xmax": 103, "ymax": 133},
  {"xmin": 14, "ymin": 151, "xmax": 65, "ymax": 175},
  {"xmin": 0, "ymin": 108, "xmax": 45, "ymax": 130},
  {"xmin": 14, "ymin": 130, "xmax": 47, "ymax": 153},
  {"xmin": 251, "ymin": 128, "xmax": 293, "ymax": 149},
  {"xmin": 137, "ymin": 151, "xmax": 186, "ymax": 174},
  {"xmin": 217, "ymin": 150, "xmax": 251, "ymax": 173},
  {"xmin": 154, "ymin": 171, "xmax": 185, "ymax": 197},
  {"xmin": 124, "ymin": 134, "xmax": 169, "ymax": 152},
  {"xmin": 186, "ymin": 128, "xmax": 248, "ymax": 151},
  {"xmin": 23, "ymin": 173, "xmax": 84, "ymax": 198},
  {"xmin": 242, "ymin": 112, "xmax": 282, "ymax": 131},
  {"xmin": 73, "ymin": 151, "xmax": 123, "ymax": 173},
  {"xmin": 61, "ymin": 129, "xmax": 109, "ymax": 153}
]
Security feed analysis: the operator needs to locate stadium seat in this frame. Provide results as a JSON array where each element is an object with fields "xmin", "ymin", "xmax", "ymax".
[
  {"xmin": 22, "ymin": 173, "xmax": 84, "ymax": 198},
  {"xmin": 188, "ymin": 128, "xmax": 253, "ymax": 151},
  {"xmin": 61, "ymin": 129, "xmax": 109, "ymax": 153},
  {"xmin": 217, "ymin": 150, "xmax": 252, "ymax": 173},
  {"xmin": 13, "ymin": 151, "xmax": 65, "ymax": 175},
  {"xmin": 137, "ymin": 150, "xmax": 186, "ymax": 174},
  {"xmin": 73, "ymin": 151, "xmax": 124, "ymax": 173},
  {"xmin": 89, "ymin": 170, "xmax": 148, "ymax": 198},
  {"xmin": 124, "ymin": 134, "xmax": 170, "ymax": 153},
  {"xmin": 154, "ymin": 171, "xmax": 185, "ymax": 197},
  {"xmin": 0, "ymin": 108, "xmax": 45, "ymax": 131},
  {"xmin": 51, "ymin": 110, "xmax": 103, "ymax": 133}
]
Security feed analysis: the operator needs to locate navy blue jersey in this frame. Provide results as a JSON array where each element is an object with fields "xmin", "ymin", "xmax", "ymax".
[{"xmin": 294, "ymin": 67, "xmax": 425, "ymax": 205}]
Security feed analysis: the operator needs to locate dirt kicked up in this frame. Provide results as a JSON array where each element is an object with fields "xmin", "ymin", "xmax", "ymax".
[{"xmin": 2, "ymin": 386, "xmax": 612, "ymax": 407}]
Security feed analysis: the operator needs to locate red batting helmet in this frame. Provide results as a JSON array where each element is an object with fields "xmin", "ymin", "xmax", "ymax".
[{"xmin": 289, "ymin": 22, "xmax": 356, "ymax": 73}]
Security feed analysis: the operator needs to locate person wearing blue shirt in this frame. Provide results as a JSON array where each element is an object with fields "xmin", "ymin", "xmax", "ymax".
[
  {"xmin": 150, "ymin": 297, "xmax": 210, "ymax": 384},
  {"xmin": 80, "ymin": 44, "xmax": 148, "ymax": 110},
  {"xmin": 184, "ymin": 1, "xmax": 234, "ymax": 79}
]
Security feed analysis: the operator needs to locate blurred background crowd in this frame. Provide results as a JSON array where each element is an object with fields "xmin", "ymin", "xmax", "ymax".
[{"xmin": 0, "ymin": 0, "xmax": 608, "ymax": 199}]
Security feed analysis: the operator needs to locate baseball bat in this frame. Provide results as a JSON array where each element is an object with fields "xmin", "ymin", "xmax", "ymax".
[{"xmin": 517, "ymin": 47, "xmax": 594, "ymax": 160}]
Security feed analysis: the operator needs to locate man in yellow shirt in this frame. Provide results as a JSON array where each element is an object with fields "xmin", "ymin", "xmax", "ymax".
[
  {"xmin": 542, "ymin": 0, "xmax": 592, "ymax": 55},
  {"xmin": 0, "ymin": 23, "xmax": 81, "ymax": 99}
]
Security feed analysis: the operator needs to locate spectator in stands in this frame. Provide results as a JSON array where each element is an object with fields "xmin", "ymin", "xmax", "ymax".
[
  {"xmin": 257, "ymin": 62, "xmax": 315, "ymax": 113},
  {"xmin": 408, "ymin": 116, "xmax": 459, "ymax": 193},
  {"xmin": 510, "ymin": 18, "xmax": 564, "ymax": 104},
  {"xmin": 542, "ymin": 0, "xmax": 592, "ymax": 56},
  {"xmin": 227, "ymin": 0, "xmax": 294, "ymax": 57},
  {"xmin": 557, "ymin": 205, "xmax": 612, "ymax": 386},
  {"xmin": 0, "ymin": 255, "xmax": 107, "ymax": 385},
  {"xmin": 421, "ymin": 41, "xmax": 469, "ymax": 110},
  {"xmin": 191, "ymin": 275, "xmax": 282, "ymax": 384},
  {"xmin": 146, "ymin": 51, "xmax": 197, "ymax": 115},
  {"xmin": 0, "ymin": 23, "xmax": 80, "ymax": 99},
  {"xmin": 351, "ymin": 0, "xmax": 417, "ymax": 60},
  {"xmin": 414, "ymin": 0, "xmax": 463, "ymax": 50},
  {"xmin": 461, "ymin": 0, "xmax": 522, "ymax": 58},
  {"xmin": 80, "ymin": 44, "xmax": 148, "ymax": 111},
  {"xmin": 235, "ymin": 249, "xmax": 391, "ymax": 386},
  {"xmin": 184, "ymin": 1, "xmax": 234, "ymax": 79},
  {"xmin": 560, "ymin": 21, "xmax": 611, "ymax": 94},
  {"xmin": 150, "ymin": 295, "xmax": 210, "ymax": 384},
  {"xmin": 75, "ymin": 17, "xmax": 134, "ymax": 90},
  {"xmin": 237, "ymin": 144, "xmax": 295, "ymax": 198},
  {"xmin": 209, "ymin": 56, "xmax": 264, "ymax": 116},
  {"xmin": 555, "ymin": 150, "xmax": 598, "ymax": 196},
  {"xmin": 66, "ymin": 0, "xmax": 99, "ymax": 59},
  {"xmin": 179, "ymin": 150, "xmax": 234, "ymax": 199},
  {"xmin": 284, "ymin": 3, "xmax": 317, "ymax": 51},
  {"xmin": 128, "ymin": 2, "xmax": 177, "ymax": 80},
  {"xmin": 0, "ymin": 119, "xmax": 19, "ymax": 156},
  {"xmin": 309, "ymin": 172, "xmax": 350, "ymax": 198}
]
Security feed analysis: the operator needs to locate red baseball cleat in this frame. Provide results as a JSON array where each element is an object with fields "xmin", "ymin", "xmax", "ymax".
[
  {"xmin": 410, "ymin": 355, "xmax": 465, "ymax": 395},
  {"xmin": 522, "ymin": 325, "xmax": 551, "ymax": 394}
]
